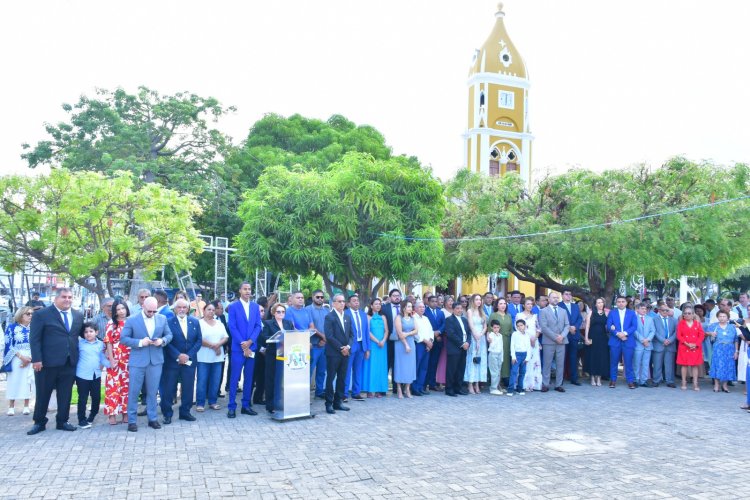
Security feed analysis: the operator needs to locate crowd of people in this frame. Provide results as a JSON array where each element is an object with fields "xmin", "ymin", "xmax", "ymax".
[{"xmin": 4, "ymin": 284, "xmax": 750, "ymax": 434}]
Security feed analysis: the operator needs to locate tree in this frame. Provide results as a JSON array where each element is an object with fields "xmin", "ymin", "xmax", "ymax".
[
  {"xmin": 443, "ymin": 157, "xmax": 750, "ymax": 305},
  {"xmin": 235, "ymin": 152, "xmax": 444, "ymax": 304},
  {"xmin": 0, "ymin": 170, "xmax": 204, "ymax": 302}
]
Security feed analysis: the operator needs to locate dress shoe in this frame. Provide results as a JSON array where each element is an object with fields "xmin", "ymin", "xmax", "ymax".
[
  {"xmin": 458, "ymin": 390, "xmax": 469, "ymax": 396},
  {"xmin": 412, "ymin": 391, "xmax": 423, "ymax": 396},
  {"xmin": 137, "ymin": 409, "xmax": 147, "ymax": 417},
  {"xmin": 628, "ymin": 383, "xmax": 636, "ymax": 389},
  {"xmin": 241, "ymin": 407, "xmax": 258, "ymax": 416},
  {"xmin": 609, "ymin": 382, "xmax": 616, "ymax": 388},
  {"xmin": 148, "ymin": 421, "xmax": 161, "ymax": 429},
  {"xmin": 342, "ymin": 397, "xmax": 349, "ymax": 403},
  {"xmin": 571, "ymin": 381, "xmax": 582, "ymax": 386},
  {"xmin": 333, "ymin": 404, "xmax": 350, "ymax": 411},
  {"xmin": 56, "ymin": 422, "xmax": 77, "ymax": 431},
  {"xmin": 352, "ymin": 394, "xmax": 366, "ymax": 401},
  {"xmin": 227, "ymin": 410, "xmax": 236, "ymax": 419},
  {"xmin": 640, "ymin": 383, "xmax": 649, "ymax": 388},
  {"xmin": 314, "ymin": 394, "xmax": 326, "ymax": 400},
  {"xmin": 554, "ymin": 387, "xmax": 566, "ymax": 393},
  {"xmin": 27, "ymin": 424, "xmax": 46, "ymax": 436},
  {"xmin": 325, "ymin": 405, "xmax": 335, "ymax": 414},
  {"xmin": 179, "ymin": 413, "xmax": 196, "ymax": 422},
  {"xmin": 163, "ymin": 416, "xmax": 172, "ymax": 425},
  {"xmin": 127, "ymin": 424, "xmax": 138, "ymax": 432},
  {"xmin": 445, "ymin": 391, "xmax": 457, "ymax": 397},
  {"xmin": 667, "ymin": 383, "xmax": 676, "ymax": 388},
  {"xmin": 541, "ymin": 386, "xmax": 549, "ymax": 393},
  {"xmin": 645, "ymin": 380, "xmax": 656, "ymax": 388}
]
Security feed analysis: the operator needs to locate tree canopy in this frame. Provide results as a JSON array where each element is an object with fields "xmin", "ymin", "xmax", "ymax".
[
  {"xmin": 0, "ymin": 170, "xmax": 204, "ymax": 300},
  {"xmin": 235, "ymin": 152, "xmax": 444, "ymax": 303},
  {"xmin": 443, "ymin": 157, "xmax": 750, "ymax": 304}
]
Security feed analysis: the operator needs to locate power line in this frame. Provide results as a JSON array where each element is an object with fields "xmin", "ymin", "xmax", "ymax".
[{"xmin": 377, "ymin": 194, "xmax": 750, "ymax": 243}]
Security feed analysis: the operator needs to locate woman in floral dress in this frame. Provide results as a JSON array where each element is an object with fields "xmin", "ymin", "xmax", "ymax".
[{"xmin": 104, "ymin": 299, "xmax": 131, "ymax": 424}]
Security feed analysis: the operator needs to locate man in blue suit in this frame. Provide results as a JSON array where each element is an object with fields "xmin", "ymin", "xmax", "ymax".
[
  {"xmin": 652, "ymin": 304, "xmax": 678, "ymax": 388},
  {"xmin": 508, "ymin": 290, "xmax": 524, "ymax": 324},
  {"xmin": 633, "ymin": 302, "xmax": 656, "ymax": 387},
  {"xmin": 344, "ymin": 295, "xmax": 370, "ymax": 401},
  {"xmin": 560, "ymin": 290, "xmax": 583, "ymax": 386},
  {"xmin": 160, "ymin": 298, "xmax": 202, "ymax": 424},
  {"xmin": 424, "ymin": 295, "xmax": 446, "ymax": 391},
  {"xmin": 606, "ymin": 296, "xmax": 638, "ymax": 389},
  {"xmin": 121, "ymin": 297, "xmax": 172, "ymax": 432},
  {"xmin": 226, "ymin": 282, "xmax": 263, "ymax": 418}
]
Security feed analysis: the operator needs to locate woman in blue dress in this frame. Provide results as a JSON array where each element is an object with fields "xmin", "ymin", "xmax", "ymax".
[
  {"xmin": 707, "ymin": 310, "xmax": 739, "ymax": 392},
  {"xmin": 3, "ymin": 307, "xmax": 35, "ymax": 416},
  {"xmin": 464, "ymin": 294, "xmax": 488, "ymax": 394},
  {"xmin": 363, "ymin": 298, "xmax": 390, "ymax": 398},
  {"xmin": 393, "ymin": 301, "xmax": 418, "ymax": 399}
]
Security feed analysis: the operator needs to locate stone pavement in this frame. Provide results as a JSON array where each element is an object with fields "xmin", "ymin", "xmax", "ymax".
[{"xmin": 0, "ymin": 376, "xmax": 747, "ymax": 499}]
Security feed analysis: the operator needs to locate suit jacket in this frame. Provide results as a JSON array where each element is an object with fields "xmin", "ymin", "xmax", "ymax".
[
  {"xmin": 164, "ymin": 315, "xmax": 202, "ymax": 368},
  {"xmin": 424, "ymin": 306, "xmax": 446, "ymax": 336},
  {"xmin": 345, "ymin": 308, "xmax": 371, "ymax": 351},
  {"xmin": 259, "ymin": 318, "xmax": 295, "ymax": 351},
  {"xmin": 324, "ymin": 310, "xmax": 353, "ymax": 357},
  {"xmin": 606, "ymin": 308, "xmax": 638, "ymax": 348},
  {"xmin": 634, "ymin": 314, "xmax": 656, "ymax": 351},
  {"xmin": 227, "ymin": 300, "xmax": 262, "ymax": 353},
  {"xmin": 30, "ymin": 305, "xmax": 84, "ymax": 367},
  {"xmin": 539, "ymin": 305, "xmax": 570, "ymax": 345},
  {"xmin": 120, "ymin": 313, "xmax": 172, "ymax": 367},
  {"xmin": 444, "ymin": 314, "xmax": 470, "ymax": 355},
  {"xmin": 653, "ymin": 315, "xmax": 678, "ymax": 352},
  {"xmin": 381, "ymin": 302, "xmax": 400, "ymax": 341},
  {"xmin": 508, "ymin": 302, "xmax": 524, "ymax": 324},
  {"xmin": 560, "ymin": 301, "xmax": 583, "ymax": 334}
]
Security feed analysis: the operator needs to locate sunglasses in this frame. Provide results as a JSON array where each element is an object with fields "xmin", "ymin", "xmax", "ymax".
[
  {"xmin": 314, "ymin": 296, "xmax": 324, "ymax": 299},
  {"xmin": 275, "ymin": 310, "xmax": 285, "ymax": 314}
]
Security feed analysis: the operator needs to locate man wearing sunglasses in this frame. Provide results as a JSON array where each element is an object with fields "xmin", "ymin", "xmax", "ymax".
[{"xmin": 305, "ymin": 290, "xmax": 329, "ymax": 399}]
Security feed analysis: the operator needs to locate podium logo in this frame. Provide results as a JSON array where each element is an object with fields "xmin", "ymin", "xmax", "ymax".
[{"xmin": 286, "ymin": 345, "xmax": 309, "ymax": 370}]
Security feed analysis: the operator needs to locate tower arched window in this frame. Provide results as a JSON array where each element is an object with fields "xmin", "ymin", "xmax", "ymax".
[{"xmin": 479, "ymin": 91, "xmax": 485, "ymax": 107}]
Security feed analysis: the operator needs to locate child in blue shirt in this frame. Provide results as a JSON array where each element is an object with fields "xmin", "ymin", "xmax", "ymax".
[{"xmin": 76, "ymin": 322, "xmax": 110, "ymax": 429}]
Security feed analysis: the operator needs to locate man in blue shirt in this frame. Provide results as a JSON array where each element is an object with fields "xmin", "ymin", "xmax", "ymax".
[{"xmin": 304, "ymin": 290, "xmax": 329, "ymax": 399}]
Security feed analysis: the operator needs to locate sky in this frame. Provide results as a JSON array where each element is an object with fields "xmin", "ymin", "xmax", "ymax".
[{"xmin": 2, "ymin": 0, "xmax": 749, "ymax": 181}]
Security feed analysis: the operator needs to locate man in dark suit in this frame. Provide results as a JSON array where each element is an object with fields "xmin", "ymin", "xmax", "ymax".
[
  {"xmin": 160, "ymin": 298, "xmax": 202, "ymax": 423},
  {"xmin": 28, "ymin": 288, "xmax": 84, "ymax": 435},
  {"xmin": 121, "ymin": 297, "xmax": 172, "ymax": 431},
  {"xmin": 444, "ymin": 301, "xmax": 470, "ymax": 397},
  {"xmin": 560, "ymin": 289, "xmax": 583, "ymax": 386},
  {"xmin": 324, "ymin": 294, "xmax": 353, "ymax": 414},
  {"xmin": 425, "ymin": 295, "xmax": 446, "ymax": 391},
  {"xmin": 380, "ymin": 288, "xmax": 402, "ymax": 394}
]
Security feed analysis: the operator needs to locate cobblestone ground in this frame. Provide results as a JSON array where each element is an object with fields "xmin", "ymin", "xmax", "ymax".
[{"xmin": 0, "ymin": 375, "xmax": 747, "ymax": 499}]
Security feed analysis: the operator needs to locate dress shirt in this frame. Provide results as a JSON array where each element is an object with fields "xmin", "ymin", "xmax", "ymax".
[
  {"xmin": 659, "ymin": 316, "xmax": 671, "ymax": 340},
  {"xmin": 618, "ymin": 308, "xmax": 626, "ymax": 332},
  {"xmin": 335, "ymin": 309, "xmax": 346, "ymax": 331},
  {"xmin": 55, "ymin": 307, "xmax": 72, "ymax": 331},
  {"xmin": 510, "ymin": 330, "xmax": 531, "ymax": 359},
  {"xmin": 142, "ymin": 311, "xmax": 155, "ymax": 338},
  {"xmin": 456, "ymin": 315, "xmax": 468, "ymax": 343},
  {"xmin": 76, "ymin": 338, "xmax": 110, "ymax": 380},
  {"xmin": 709, "ymin": 308, "xmax": 739, "ymax": 324},
  {"xmin": 178, "ymin": 316, "xmax": 188, "ymax": 338},
  {"xmin": 240, "ymin": 298, "xmax": 251, "ymax": 320},
  {"xmin": 350, "ymin": 309, "xmax": 363, "ymax": 342},
  {"xmin": 488, "ymin": 331, "xmax": 504, "ymax": 354},
  {"xmin": 415, "ymin": 314, "xmax": 433, "ymax": 343}
]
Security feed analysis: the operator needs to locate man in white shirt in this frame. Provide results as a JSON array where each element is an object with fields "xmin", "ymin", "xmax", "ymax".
[
  {"xmin": 665, "ymin": 296, "xmax": 681, "ymax": 320},
  {"xmin": 411, "ymin": 301, "xmax": 434, "ymax": 396},
  {"xmin": 710, "ymin": 298, "xmax": 739, "ymax": 324}
]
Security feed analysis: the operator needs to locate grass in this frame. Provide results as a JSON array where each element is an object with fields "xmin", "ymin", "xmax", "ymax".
[{"xmin": 71, "ymin": 384, "xmax": 107, "ymax": 405}]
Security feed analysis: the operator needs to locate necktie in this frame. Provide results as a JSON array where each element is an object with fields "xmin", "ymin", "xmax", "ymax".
[
  {"xmin": 641, "ymin": 316, "xmax": 645, "ymax": 326},
  {"xmin": 395, "ymin": 304, "xmax": 400, "ymax": 316},
  {"xmin": 663, "ymin": 318, "xmax": 669, "ymax": 338},
  {"xmin": 355, "ymin": 312, "xmax": 362, "ymax": 342},
  {"xmin": 553, "ymin": 306, "xmax": 558, "ymax": 319},
  {"xmin": 62, "ymin": 311, "xmax": 70, "ymax": 332}
]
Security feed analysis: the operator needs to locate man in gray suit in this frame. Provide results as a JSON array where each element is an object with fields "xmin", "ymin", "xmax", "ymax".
[
  {"xmin": 121, "ymin": 297, "xmax": 172, "ymax": 432},
  {"xmin": 633, "ymin": 302, "xmax": 656, "ymax": 387},
  {"xmin": 539, "ymin": 292, "xmax": 570, "ymax": 392},
  {"xmin": 652, "ymin": 303, "xmax": 678, "ymax": 388}
]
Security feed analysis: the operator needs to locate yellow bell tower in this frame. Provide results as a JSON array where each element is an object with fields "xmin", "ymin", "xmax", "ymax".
[{"xmin": 465, "ymin": 2, "xmax": 532, "ymax": 186}]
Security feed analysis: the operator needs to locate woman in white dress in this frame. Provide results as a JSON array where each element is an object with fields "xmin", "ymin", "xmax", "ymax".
[
  {"xmin": 3, "ymin": 307, "xmax": 35, "ymax": 415},
  {"xmin": 464, "ymin": 294, "xmax": 488, "ymax": 394},
  {"xmin": 520, "ymin": 298, "xmax": 542, "ymax": 391}
]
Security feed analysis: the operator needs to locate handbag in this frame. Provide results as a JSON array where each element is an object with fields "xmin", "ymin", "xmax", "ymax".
[{"xmin": 472, "ymin": 356, "xmax": 481, "ymax": 365}]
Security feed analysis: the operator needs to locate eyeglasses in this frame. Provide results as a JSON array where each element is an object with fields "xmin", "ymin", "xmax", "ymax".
[
  {"xmin": 24, "ymin": 312, "xmax": 33, "ymax": 316},
  {"xmin": 144, "ymin": 309, "xmax": 157, "ymax": 314},
  {"xmin": 275, "ymin": 310, "xmax": 285, "ymax": 314}
]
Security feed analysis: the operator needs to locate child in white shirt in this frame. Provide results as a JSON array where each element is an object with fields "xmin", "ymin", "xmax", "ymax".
[
  {"xmin": 487, "ymin": 320, "xmax": 505, "ymax": 395},
  {"xmin": 508, "ymin": 319, "xmax": 531, "ymax": 396}
]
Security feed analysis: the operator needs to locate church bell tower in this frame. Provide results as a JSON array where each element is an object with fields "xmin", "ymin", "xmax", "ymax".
[{"xmin": 465, "ymin": 2, "xmax": 533, "ymax": 186}]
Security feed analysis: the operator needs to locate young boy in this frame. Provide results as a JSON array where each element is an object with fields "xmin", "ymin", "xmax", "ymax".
[
  {"xmin": 487, "ymin": 320, "xmax": 505, "ymax": 395},
  {"xmin": 76, "ymin": 322, "xmax": 110, "ymax": 429},
  {"xmin": 508, "ymin": 319, "xmax": 531, "ymax": 396}
]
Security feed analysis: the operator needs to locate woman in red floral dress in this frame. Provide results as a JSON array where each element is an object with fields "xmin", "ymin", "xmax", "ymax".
[
  {"xmin": 676, "ymin": 306, "xmax": 705, "ymax": 391},
  {"xmin": 104, "ymin": 299, "xmax": 131, "ymax": 424}
]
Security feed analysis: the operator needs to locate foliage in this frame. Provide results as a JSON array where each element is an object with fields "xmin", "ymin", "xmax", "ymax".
[
  {"xmin": 0, "ymin": 170, "xmax": 204, "ymax": 300},
  {"xmin": 444, "ymin": 157, "xmax": 750, "ymax": 304},
  {"xmin": 235, "ymin": 152, "xmax": 444, "ymax": 304}
]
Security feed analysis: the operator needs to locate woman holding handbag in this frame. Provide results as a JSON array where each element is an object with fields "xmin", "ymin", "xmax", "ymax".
[{"xmin": 464, "ymin": 294, "xmax": 487, "ymax": 394}]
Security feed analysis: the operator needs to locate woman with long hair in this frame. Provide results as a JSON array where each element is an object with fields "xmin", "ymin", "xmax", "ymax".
[
  {"xmin": 464, "ymin": 294, "xmax": 487, "ymax": 394},
  {"xmin": 104, "ymin": 298, "xmax": 131, "ymax": 424}
]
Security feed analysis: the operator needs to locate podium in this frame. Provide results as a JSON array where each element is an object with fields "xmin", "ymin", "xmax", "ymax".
[{"xmin": 265, "ymin": 329, "xmax": 314, "ymax": 421}]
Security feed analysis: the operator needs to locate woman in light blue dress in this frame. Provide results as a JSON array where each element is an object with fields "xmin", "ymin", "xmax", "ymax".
[
  {"xmin": 707, "ymin": 310, "xmax": 739, "ymax": 392},
  {"xmin": 363, "ymin": 298, "xmax": 389, "ymax": 397},
  {"xmin": 464, "ymin": 294, "xmax": 488, "ymax": 393},
  {"xmin": 393, "ymin": 301, "xmax": 418, "ymax": 399}
]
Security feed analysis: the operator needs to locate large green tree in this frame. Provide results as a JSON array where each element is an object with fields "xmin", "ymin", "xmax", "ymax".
[
  {"xmin": 444, "ymin": 157, "xmax": 750, "ymax": 304},
  {"xmin": 0, "ymin": 170, "xmax": 204, "ymax": 301},
  {"xmin": 235, "ymin": 152, "xmax": 444, "ymax": 304}
]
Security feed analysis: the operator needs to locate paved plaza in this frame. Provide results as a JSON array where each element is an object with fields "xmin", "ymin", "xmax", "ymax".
[{"xmin": 0, "ymin": 376, "xmax": 746, "ymax": 499}]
